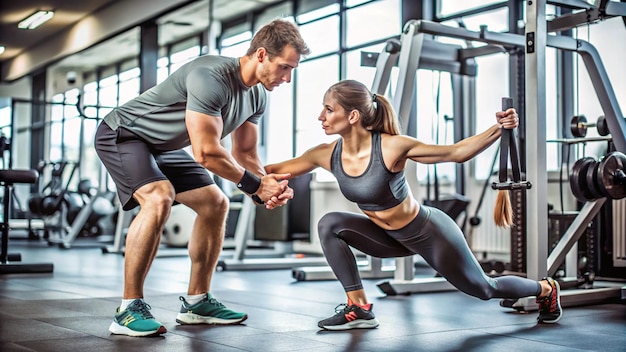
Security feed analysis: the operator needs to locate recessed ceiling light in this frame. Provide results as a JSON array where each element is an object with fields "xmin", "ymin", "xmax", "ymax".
[
  {"xmin": 18, "ymin": 10, "xmax": 55, "ymax": 30},
  {"xmin": 0, "ymin": 46, "xmax": 5, "ymax": 55}
]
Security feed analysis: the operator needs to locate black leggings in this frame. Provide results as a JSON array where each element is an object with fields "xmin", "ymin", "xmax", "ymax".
[{"xmin": 318, "ymin": 205, "xmax": 541, "ymax": 300}]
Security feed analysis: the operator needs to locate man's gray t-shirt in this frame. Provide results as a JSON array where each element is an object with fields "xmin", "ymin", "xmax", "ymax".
[{"xmin": 103, "ymin": 55, "xmax": 267, "ymax": 151}]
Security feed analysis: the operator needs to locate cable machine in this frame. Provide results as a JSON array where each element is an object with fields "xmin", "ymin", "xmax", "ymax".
[{"xmin": 375, "ymin": 0, "xmax": 626, "ymax": 305}]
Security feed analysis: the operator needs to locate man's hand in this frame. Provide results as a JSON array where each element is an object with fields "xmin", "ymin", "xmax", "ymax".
[
  {"xmin": 256, "ymin": 173, "xmax": 292, "ymax": 207},
  {"xmin": 264, "ymin": 183, "xmax": 294, "ymax": 209}
]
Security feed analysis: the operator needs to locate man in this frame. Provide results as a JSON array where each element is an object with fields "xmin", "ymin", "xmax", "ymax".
[{"xmin": 95, "ymin": 19, "xmax": 309, "ymax": 337}]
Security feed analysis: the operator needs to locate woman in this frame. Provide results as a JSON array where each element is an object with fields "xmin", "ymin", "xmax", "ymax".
[{"xmin": 265, "ymin": 79, "xmax": 561, "ymax": 331}]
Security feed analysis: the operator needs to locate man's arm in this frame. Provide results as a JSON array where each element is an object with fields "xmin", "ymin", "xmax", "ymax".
[
  {"xmin": 186, "ymin": 109, "xmax": 247, "ymax": 181},
  {"xmin": 186, "ymin": 109, "xmax": 290, "ymax": 204},
  {"xmin": 231, "ymin": 120, "xmax": 265, "ymax": 176}
]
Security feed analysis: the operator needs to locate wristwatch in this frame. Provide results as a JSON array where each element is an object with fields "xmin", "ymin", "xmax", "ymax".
[{"xmin": 251, "ymin": 194, "xmax": 264, "ymax": 205}]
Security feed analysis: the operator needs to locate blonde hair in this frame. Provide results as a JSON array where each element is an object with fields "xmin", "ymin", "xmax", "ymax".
[
  {"xmin": 494, "ymin": 190, "xmax": 513, "ymax": 228},
  {"xmin": 325, "ymin": 79, "xmax": 400, "ymax": 135}
]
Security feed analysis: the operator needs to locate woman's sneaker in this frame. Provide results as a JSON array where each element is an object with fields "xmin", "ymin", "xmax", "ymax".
[
  {"xmin": 536, "ymin": 277, "xmax": 562, "ymax": 324},
  {"xmin": 109, "ymin": 299, "xmax": 167, "ymax": 337},
  {"xmin": 176, "ymin": 293, "xmax": 247, "ymax": 325},
  {"xmin": 318, "ymin": 303, "xmax": 379, "ymax": 331}
]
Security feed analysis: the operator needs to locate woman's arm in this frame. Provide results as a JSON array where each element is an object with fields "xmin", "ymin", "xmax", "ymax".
[
  {"xmin": 265, "ymin": 142, "xmax": 335, "ymax": 177},
  {"xmin": 391, "ymin": 108, "xmax": 518, "ymax": 166}
]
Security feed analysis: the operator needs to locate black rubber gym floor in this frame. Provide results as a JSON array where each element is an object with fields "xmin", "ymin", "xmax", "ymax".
[{"xmin": 1, "ymin": 239, "xmax": 625, "ymax": 352}]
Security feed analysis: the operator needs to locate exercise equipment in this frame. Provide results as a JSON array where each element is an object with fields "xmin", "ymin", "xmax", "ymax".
[
  {"xmin": 570, "ymin": 151, "xmax": 626, "ymax": 202},
  {"xmin": 1, "ymin": 168, "xmax": 53, "ymax": 274},
  {"xmin": 373, "ymin": 12, "xmax": 626, "ymax": 303},
  {"xmin": 216, "ymin": 173, "xmax": 328, "ymax": 271},
  {"xmin": 570, "ymin": 115, "xmax": 610, "ymax": 138},
  {"xmin": 26, "ymin": 161, "xmax": 117, "ymax": 248},
  {"xmin": 55, "ymin": 178, "xmax": 118, "ymax": 249},
  {"xmin": 371, "ymin": 23, "xmax": 479, "ymax": 294},
  {"xmin": 27, "ymin": 161, "xmax": 77, "ymax": 242},
  {"xmin": 491, "ymin": 98, "xmax": 532, "ymax": 193},
  {"xmin": 570, "ymin": 157, "xmax": 598, "ymax": 202},
  {"xmin": 163, "ymin": 204, "xmax": 195, "ymax": 247}
]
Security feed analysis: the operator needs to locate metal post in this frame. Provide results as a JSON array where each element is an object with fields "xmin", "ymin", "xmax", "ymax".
[{"xmin": 525, "ymin": 0, "xmax": 549, "ymax": 280}]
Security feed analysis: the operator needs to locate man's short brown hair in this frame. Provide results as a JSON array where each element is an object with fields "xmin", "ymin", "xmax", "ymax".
[{"xmin": 246, "ymin": 19, "xmax": 310, "ymax": 58}]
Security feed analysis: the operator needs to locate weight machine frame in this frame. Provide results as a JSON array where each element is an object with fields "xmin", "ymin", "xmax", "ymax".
[{"xmin": 375, "ymin": 0, "xmax": 626, "ymax": 305}]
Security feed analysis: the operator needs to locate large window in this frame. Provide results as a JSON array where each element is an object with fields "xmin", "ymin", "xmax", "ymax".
[
  {"xmin": 47, "ymin": 35, "xmax": 204, "ymax": 192},
  {"xmin": 40, "ymin": 1, "xmax": 625, "ymax": 202},
  {"xmin": 214, "ymin": 0, "xmax": 403, "ymax": 180}
]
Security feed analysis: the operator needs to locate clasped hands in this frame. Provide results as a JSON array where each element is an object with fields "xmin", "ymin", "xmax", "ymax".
[{"xmin": 257, "ymin": 173, "xmax": 294, "ymax": 210}]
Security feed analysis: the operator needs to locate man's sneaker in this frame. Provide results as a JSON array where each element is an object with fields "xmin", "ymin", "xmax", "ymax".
[
  {"xmin": 536, "ymin": 277, "xmax": 562, "ymax": 324},
  {"xmin": 318, "ymin": 303, "xmax": 379, "ymax": 331},
  {"xmin": 109, "ymin": 299, "xmax": 167, "ymax": 337},
  {"xmin": 176, "ymin": 293, "xmax": 247, "ymax": 325}
]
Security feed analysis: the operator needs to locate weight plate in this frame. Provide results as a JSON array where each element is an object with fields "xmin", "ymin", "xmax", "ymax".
[
  {"xmin": 570, "ymin": 157, "xmax": 596, "ymax": 202},
  {"xmin": 596, "ymin": 116, "xmax": 610, "ymax": 136},
  {"xmin": 570, "ymin": 115, "xmax": 588, "ymax": 138},
  {"xmin": 596, "ymin": 151, "xmax": 626, "ymax": 199},
  {"xmin": 586, "ymin": 161, "xmax": 604, "ymax": 200}
]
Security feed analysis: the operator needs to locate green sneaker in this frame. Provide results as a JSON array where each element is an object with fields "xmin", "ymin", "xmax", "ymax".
[
  {"xmin": 176, "ymin": 293, "xmax": 247, "ymax": 325},
  {"xmin": 108, "ymin": 299, "xmax": 167, "ymax": 337}
]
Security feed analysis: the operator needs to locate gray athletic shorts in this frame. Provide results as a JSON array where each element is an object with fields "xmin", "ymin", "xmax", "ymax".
[{"xmin": 94, "ymin": 122, "xmax": 214, "ymax": 210}]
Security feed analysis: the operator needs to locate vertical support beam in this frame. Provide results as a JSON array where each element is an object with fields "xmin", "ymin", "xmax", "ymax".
[
  {"xmin": 451, "ymin": 73, "xmax": 465, "ymax": 194},
  {"xmin": 402, "ymin": 0, "xmax": 433, "ymax": 25},
  {"xmin": 525, "ymin": 0, "xmax": 549, "ymax": 280},
  {"xmin": 30, "ymin": 71, "xmax": 46, "ymax": 186},
  {"xmin": 393, "ymin": 21, "xmax": 423, "ymax": 133},
  {"xmin": 139, "ymin": 20, "xmax": 158, "ymax": 94},
  {"xmin": 508, "ymin": 0, "xmax": 526, "ymax": 170}
]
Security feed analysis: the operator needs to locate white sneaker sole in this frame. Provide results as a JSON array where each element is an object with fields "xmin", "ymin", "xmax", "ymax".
[
  {"xmin": 108, "ymin": 321, "xmax": 166, "ymax": 337},
  {"xmin": 176, "ymin": 312, "xmax": 248, "ymax": 325},
  {"xmin": 320, "ymin": 318, "xmax": 380, "ymax": 331}
]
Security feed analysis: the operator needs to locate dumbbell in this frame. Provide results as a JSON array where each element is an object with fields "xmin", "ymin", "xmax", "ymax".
[
  {"xmin": 570, "ymin": 115, "xmax": 610, "ymax": 138},
  {"xmin": 570, "ymin": 151, "xmax": 626, "ymax": 201}
]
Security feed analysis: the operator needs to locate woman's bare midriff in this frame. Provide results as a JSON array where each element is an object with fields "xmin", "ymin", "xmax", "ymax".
[{"xmin": 362, "ymin": 196, "xmax": 420, "ymax": 231}]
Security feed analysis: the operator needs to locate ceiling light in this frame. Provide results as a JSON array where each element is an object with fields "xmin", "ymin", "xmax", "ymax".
[
  {"xmin": 18, "ymin": 10, "xmax": 55, "ymax": 30},
  {"xmin": 0, "ymin": 46, "xmax": 5, "ymax": 55}
]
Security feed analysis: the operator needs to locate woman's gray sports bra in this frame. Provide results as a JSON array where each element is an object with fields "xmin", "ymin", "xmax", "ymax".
[{"xmin": 330, "ymin": 132, "xmax": 408, "ymax": 211}]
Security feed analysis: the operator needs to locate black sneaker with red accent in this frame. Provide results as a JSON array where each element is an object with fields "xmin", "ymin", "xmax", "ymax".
[
  {"xmin": 536, "ymin": 277, "xmax": 562, "ymax": 324},
  {"xmin": 318, "ymin": 303, "xmax": 379, "ymax": 331}
]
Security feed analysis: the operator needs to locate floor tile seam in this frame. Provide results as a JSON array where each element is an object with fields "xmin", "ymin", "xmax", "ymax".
[
  {"xmin": 12, "ymin": 333, "xmax": 123, "ymax": 347},
  {"xmin": 173, "ymin": 330, "xmax": 336, "ymax": 352},
  {"xmin": 470, "ymin": 327, "xmax": 592, "ymax": 350},
  {"xmin": 1, "ymin": 341, "xmax": 38, "ymax": 352}
]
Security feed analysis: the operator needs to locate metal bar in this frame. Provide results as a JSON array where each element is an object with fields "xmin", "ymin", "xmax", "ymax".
[
  {"xmin": 525, "ymin": 0, "xmax": 549, "ymax": 281},
  {"xmin": 232, "ymin": 197, "xmax": 254, "ymax": 261},
  {"xmin": 459, "ymin": 45, "xmax": 506, "ymax": 60},
  {"xmin": 548, "ymin": 1, "xmax": 626, "ymax": 33},
  {"xmin": 393, "ymin": 20, "xmax": 424, "ymax": 133},
  {"xmin": 436, "ymin": 1, "xmax": 508, "ymax": 23},
  {"xmin": 547, "ymin": 0, "xmax": 596, "ymax": 10},
  {"xmin": 414, "ymin": 19, "xmax": 585, "ymax": 51},
  {"xmin": 547, "ymin": 199, "xmax": 606, "ymax": 276},
  {"xmin": 361, "ymin": 39, "xmax": 477, "ymax": 76},
  {"xmin": 370, "ymin": 40, "xmax": 401, "ymax": 94},
  {"xmin": 576, "ymin": 41, "xmax": 626, "ymax": 153}
]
